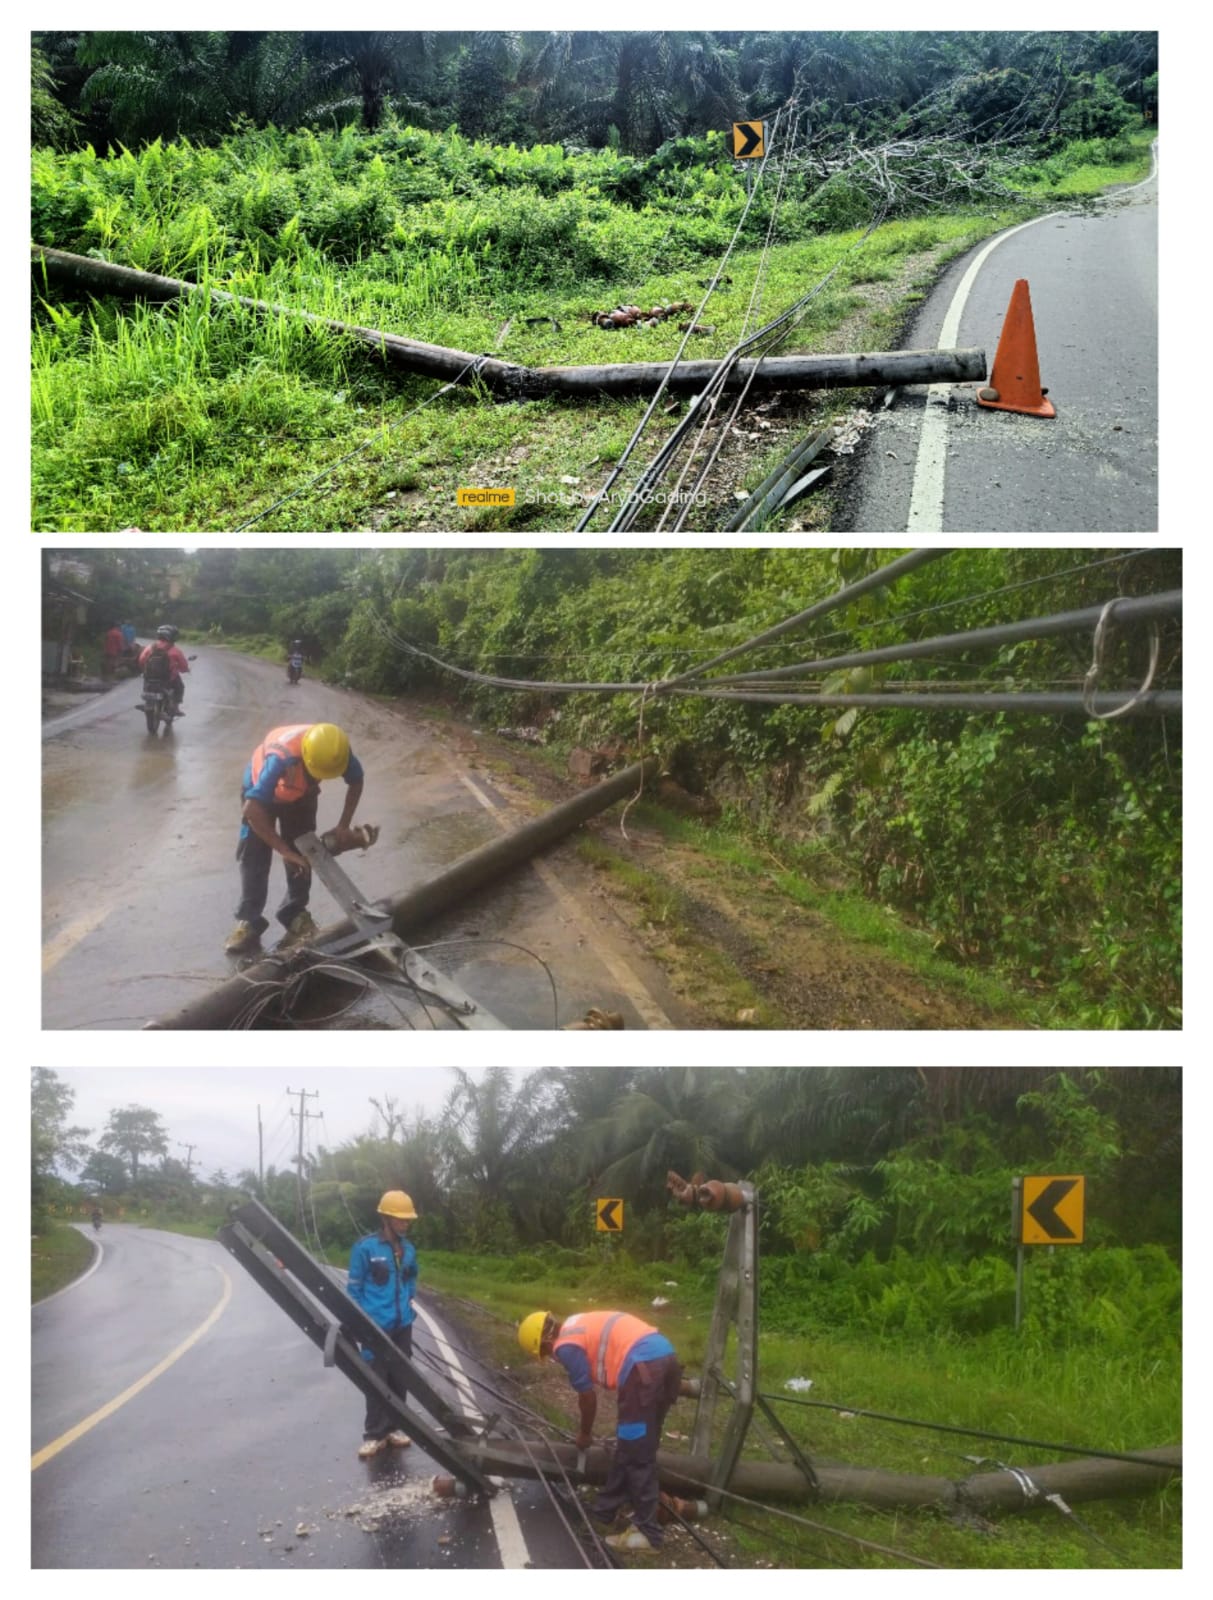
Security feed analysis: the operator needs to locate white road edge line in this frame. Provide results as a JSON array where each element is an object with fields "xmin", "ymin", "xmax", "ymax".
[
  {"xmin": 34, "ymin": 1224, "xmax": 105, "ymax": 1307},
  {"xmin": 412, "ymin": 1302, "xmax": 532, "ymax": 1570},
  {"xmin": 32, "ymin": 1263, "xmax": 233, "ymax": 1470},
  {"xmin": 906, "ymin": 138, "xmax": 1157, "ymax": 532},
  {"xmin": 455, "ymin": 768, "xmax": 674, "ymax": 1030}
]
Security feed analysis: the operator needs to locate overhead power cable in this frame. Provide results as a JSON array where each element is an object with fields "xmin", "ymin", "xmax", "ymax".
[
  {"xmin": 574, "ymin": 99, "xmax": 793, "ymax": 532},
  {"xmin": 707, "ymin": 590, "xmax": 1183, "ymax": 686},
  {"xmin": 677, "ymin": 690, "xmax": 1180, "ymax": 716}
]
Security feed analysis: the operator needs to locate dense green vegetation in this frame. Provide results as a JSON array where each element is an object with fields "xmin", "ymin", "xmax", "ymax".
[
  {"xmin": 34, "ymin": 1064, "xmax": 1180, "ymax": 1564},
  {"xmin": 31, "ymin": 31, "xmax": 1156, "ymax": 531},
  {"xmin": 142, "ymin": 544, "xmax": 1179, "ymax": 1026}
]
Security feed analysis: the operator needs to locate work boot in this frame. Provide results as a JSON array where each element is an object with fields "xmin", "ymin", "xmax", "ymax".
[
  {"xmin": 386, "ymin": 1431, "xmax": 412, "ymax": 1449},
  {"xmin": 279, "ymin": 910, "xmax": 319, "ymax": 949},
  {"xmin": 224, "ymin": 920, "xmax": 262, "ymax": 955},
  {"xmin": 357, "ymin": 1437, "xmax": 388, "ymax": 1459},
  {"xmin": 604, "ymin": 1528, "xmax": 659, "ymax": 1554}
]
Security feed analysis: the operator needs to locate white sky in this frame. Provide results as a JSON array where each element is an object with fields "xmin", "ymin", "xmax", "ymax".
[{"xmin": 49, "ymin": 1065, "xmax": 539, "ymax": 1183}]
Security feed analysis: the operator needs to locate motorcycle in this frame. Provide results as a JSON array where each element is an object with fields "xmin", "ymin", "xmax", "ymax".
[
  {"xmin": 137, "ymin": 654, "xmax": 197, "ymax": 736},
  {"xmin": 139, "ymin": 679, "xmax": 179, "ymax": 736},
  {"xmin": 91, "ymin": 1214, "xmax": 102, "ymax": 1233}
]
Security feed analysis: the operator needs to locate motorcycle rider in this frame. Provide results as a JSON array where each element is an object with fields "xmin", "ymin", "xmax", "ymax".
[
  {"xmin": 138, "ymin": 625, "xmax": 190, "ymax": 715},
  {"xmin": 91, "ymin": 1206, "xmax": 102, "ymax": 1232},
  {"xmin": 287, "ymin": 640, "xmax": 305, "ymax": 684},
  {"xmin": 225, "ymin": 722, "xmax": 364, "ymax": 954}
]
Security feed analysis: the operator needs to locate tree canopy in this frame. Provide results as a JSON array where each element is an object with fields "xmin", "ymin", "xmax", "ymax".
[{"xmin": 34, "ymin": 30, "xmax": 1157, "ymax": 155}]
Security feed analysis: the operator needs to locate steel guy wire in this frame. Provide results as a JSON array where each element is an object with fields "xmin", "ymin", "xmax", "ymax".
[
  {"xmin": 762, "ymin": 1391, "xmax": 1176, "ymax": 1468},
  {"xmin": 653, "ymin": 1465, "xmax": 941, "ymax": 1569},
  {"xmin": 573, "ymin": 98, "xmax": 793, "ymax": 532}
]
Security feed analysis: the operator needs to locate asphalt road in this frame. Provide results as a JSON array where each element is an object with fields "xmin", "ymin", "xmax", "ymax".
[
  {"xmin": 32, "ymin": 1225, "xmax": 583, "ymax": 1569},
  {"xmin": 849, "ymin": 144, "xmax": 1158, "ymax": 532},
  {"xmin": 41, "ymin": 647, "xmax": 681, "ymax": 1029}
]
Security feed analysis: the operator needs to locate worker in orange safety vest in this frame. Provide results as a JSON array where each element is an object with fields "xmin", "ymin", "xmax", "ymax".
[{"xmin": 518, "ymin": 1308, "xmax": 681, "ymax": 1554}]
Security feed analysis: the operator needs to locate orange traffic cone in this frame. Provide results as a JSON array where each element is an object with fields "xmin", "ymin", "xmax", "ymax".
[{"xmin": 976, "ymin": 279, "xmax": 1055, "ymax": 418}]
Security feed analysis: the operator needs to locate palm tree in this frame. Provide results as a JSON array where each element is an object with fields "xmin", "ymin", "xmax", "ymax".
[
  {"xmin": 301, "ymin": 32, "xmax": 414, "ymax": 131},
  {"xmin": 574, "ymin": 1067, "xmax": 748, "ymax": 1201}
]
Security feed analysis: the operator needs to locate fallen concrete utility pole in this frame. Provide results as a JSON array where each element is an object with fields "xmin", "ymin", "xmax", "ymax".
[
  {"xmin": 148, "ymin": 757, "xmax": 658, "ymax": 1029},
  {"xmin": 34, "ymin": 247, "xmax": 985, "ymax": 399},
  {"xmin": 460, "ymin": 1438, "xmax": 1181, "ymax": 1515}
]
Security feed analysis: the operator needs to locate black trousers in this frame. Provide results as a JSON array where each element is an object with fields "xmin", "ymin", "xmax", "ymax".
[
  {"xmin": 363, "ymin": 1322, "xmax": 413, "ymax": 1439},
  {"xmin": 591, "ymin": 1353, "xmax": 682, "ymax": 1545},
  {"xmin": 234, "ymin": 792, "xmax": 317, "ymax": 932}
]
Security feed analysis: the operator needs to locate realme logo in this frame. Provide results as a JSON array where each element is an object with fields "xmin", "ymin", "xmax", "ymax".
[{"xmin": 457, "ymin": 487, "xmax": 515, "ymax": 506}]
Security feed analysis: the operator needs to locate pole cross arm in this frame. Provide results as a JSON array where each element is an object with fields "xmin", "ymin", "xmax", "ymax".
[{"xmin": 219, "ymin": 1199, "xmax": 494, "ymax": 1497}]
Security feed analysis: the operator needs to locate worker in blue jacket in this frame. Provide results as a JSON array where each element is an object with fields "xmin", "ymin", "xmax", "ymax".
[{"xmin": 347, "ymin": 1190, "xmax": 419, "ymax": 1459}]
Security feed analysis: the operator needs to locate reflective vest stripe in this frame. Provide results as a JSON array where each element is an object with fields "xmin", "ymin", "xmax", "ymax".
[
  {"xmin": 554, "ymin": 1310, "xmax": 655, "ymax": 1390},
  {"xmin": 595, "ymin": 1312, "xmax": 625, "ymax": 1387}
]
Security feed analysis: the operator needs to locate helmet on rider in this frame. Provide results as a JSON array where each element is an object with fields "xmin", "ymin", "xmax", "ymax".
[
  {"xmin": 301, "ymin": 723, "xmax": 350, "ymax": 780},
  {"xmin": 156, "ymin": 624, "xmax": 179, "ymax": 643},
  {"xmin": 291, "ymin": 639, "xmax": 303, "ymax": 650}
]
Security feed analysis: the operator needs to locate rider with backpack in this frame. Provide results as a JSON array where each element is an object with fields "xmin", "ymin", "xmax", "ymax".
[{"xmin": 138, "ymin": 625, "xmax": 190, "ymax": 713}]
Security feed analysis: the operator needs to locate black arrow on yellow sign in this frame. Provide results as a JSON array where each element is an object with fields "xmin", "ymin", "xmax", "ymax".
[
  {"xmin": 733, "ymin": 121, "xmax": 765, "ymax": 159},
  {"xmin": 596, "ymin": 1198, "xmax": 623, "ymax": 1232},
  {"xmin": 1026, "ymin": 1178, "xmax": 1079, "ymax": 1240}
]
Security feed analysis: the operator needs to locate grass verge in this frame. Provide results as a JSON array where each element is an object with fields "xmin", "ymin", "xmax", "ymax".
[
  {"xmin": 31, "ymin": 128, "xmax": 1153, "ymax": 532},
  {"xmin": 418, "ymin": 1249, "xmax": 1180, "ymax": 1569},
  {"xmin": 32, "ymin": 1222, "xmax": 94, "ymax": 1301}
]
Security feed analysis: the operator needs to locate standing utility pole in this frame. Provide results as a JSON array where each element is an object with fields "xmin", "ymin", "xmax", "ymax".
[
  {"xmin": 177, "ymin": 1141, "xmax": 198, "ymax": 1178},
  {"xmin": 288, "ymin": 1087, "xmax": 321, "ymax": 1232},
  {"xmin": 257, "ymin": 1104, "xmax": 264, "ymax": 1197}
]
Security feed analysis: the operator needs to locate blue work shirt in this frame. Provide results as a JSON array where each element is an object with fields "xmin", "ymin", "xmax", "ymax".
[
  {"xmin": 347, "ymin": 1231, "xmax": 417, "ymax": 1336},
  {"xmin": 554, "ymin": 1330, "xmax": 675, "ymax": 1393}
]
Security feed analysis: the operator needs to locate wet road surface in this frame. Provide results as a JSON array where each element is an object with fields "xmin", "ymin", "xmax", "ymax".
[
  {"xmin": 850, "ymin": 146, "xmax": 1157, "ymax": 533},
  {"xmin": 32, "ymin": 1225, "xmax": 584, "ymax": 1569},
  {"xmin": 42, "ymin": 647, "xmax": 681, "ymax": 1029}
]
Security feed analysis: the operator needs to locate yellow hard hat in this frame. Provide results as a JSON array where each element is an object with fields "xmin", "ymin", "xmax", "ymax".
[
  {"xmin": 518, "ymin": 1310, "xmax": 552, "ymax": 1358},
  {"xmin": 377, "ymin": 1190, "xmax": 418, "ymax": 1220},
  {"xmin": 301, "ymin": 722, "xmax": 351, "ymax": 780}
]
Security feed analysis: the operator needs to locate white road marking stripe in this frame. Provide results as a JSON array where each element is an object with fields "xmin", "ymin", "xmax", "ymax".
[
  {"xmin": 906, "ymin": 212, "xmax": 1063, "ymax": 532},
  {"xmin": 456, "ymin": 769, "xmax": 674, "ymax": 1029},
  {"xmin": 32, "ymin": 1264, "xmax": 233, "ymax": 1470},
  {"xmin": 906, "ymin": 139, "xmax": 1157, "ymax": 532},
  {"xmin": 412, "ymin": 1301, "xmax": 533, "ymax": 1570}
]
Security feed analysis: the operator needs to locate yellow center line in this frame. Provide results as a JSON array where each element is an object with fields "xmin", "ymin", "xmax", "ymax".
[
  {"xmin": 42, "ymin": 907, "xmax": 112, "ymax": 974},
  {"xmin": 31, "ymin": 1266, "xmax": 233, "ymax": 1471}
]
